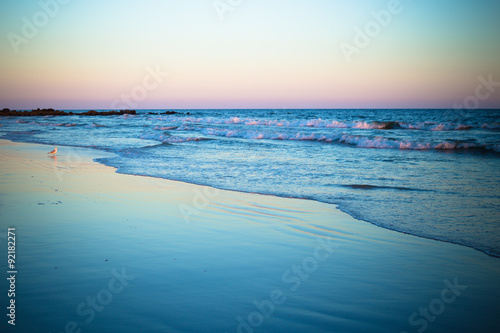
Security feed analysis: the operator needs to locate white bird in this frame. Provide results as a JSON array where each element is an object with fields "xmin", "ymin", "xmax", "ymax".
[{"xmin": 48, "ymin": 147, "xmax": 57, "ymax": 155}]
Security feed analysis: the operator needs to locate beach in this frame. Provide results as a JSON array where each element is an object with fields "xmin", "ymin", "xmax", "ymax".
[
  {"xmin": 2, "ymin": 0, "xmax": 499, "ymax": 331},
  {"xmin": 0, "ymin": 138, "xmax": 499, "ymax": 333},
  {"xmin": 2, "ymin": 109, "xmax": 499, "ymax": 258}
]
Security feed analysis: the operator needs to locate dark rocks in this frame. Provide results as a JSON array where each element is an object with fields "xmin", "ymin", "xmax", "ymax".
[
  {"xmin": 79, "ymin": 110, "xmax": 137, "ymax": 116},
  {"xmin": 0, "ymin": 108, "xmax": 137, "ymax": 117},
  {"xmin": 148, "ymin": 111, "xmax": 178, "ymax": 115}
]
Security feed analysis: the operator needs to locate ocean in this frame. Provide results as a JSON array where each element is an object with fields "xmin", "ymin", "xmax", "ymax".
[{"xmin": 1, "ymin": 108, "xmax": 499, "ymax": 256}]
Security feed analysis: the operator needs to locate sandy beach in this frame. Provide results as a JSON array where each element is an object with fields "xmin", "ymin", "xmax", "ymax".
[
  {"xmin": 0, "ymin": 139, "xmax": 499, "ymax": 333},
  {"xmin": 2, "ymin": 0, "xmax": 499, "ymax": 331}
]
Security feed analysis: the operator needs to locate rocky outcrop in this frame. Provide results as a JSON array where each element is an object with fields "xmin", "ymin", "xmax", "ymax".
[
  {"xmin": 0, "ymin": 108, "xmax": 137, "ymax": 117},
  {"xmin": 147, "ymin": 111, "xmax": 178, "ymax": 115}
]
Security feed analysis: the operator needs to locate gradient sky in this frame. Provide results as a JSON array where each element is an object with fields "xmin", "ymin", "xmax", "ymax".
[{"xmin": 0, "ymin": 0, "xmax": 499, "ymax": 109}]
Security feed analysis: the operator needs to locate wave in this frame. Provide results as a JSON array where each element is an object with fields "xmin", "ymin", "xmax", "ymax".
[
  {"xmin": 5, "ymin": 130, "xmax": 42, "ymax": 136},
  {"xmin": 153, "ymin": 125, "xmax": 179, "ymax": 131},
  {"xmin": 336, "ymin": 135, "xmax": 498, "ymax": 151},
  {"xmin": 140, "ymin": 133, "xmax": 209, "ymax": 144},
  {"xmin": 11, "ymin": 113, "xmax": 492, "ymax": 133},
  {"xmin": 340, "ymin": 184, "xmax": 421, "ymax": 191},
  {"xmin": 117, "ymin": 113, "xmax": 138, "ymax": 119},
  {"xmin": 199, "ymin": 128, "xmax": 500, "ymax": 152},
  {"xmin": 87, "ymin": 123, "xmax": 107, "ymax": 128},
  {"xmin": 155, "ymin": 115, "xmax": 477, "ymax": 131},
  {"xmin": 398, "ymin": 122, "xmax": 472, "ymax": 131},
  {"xmin": 482, "ymin": 122, "xmax": 500, "ymax": 129},
  {"xmin": 12, "ymin": 120, "xmax": 82, "ymax": 128}
]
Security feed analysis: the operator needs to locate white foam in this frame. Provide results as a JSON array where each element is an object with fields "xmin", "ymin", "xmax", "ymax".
[{"xmin": 155, "ymin": 115, "xmax": 474, "ymax": 131}]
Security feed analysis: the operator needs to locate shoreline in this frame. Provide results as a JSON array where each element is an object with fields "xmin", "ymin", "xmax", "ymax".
[
  {"xmin": 1, "ymin": 139, "xmax": 500, "ymax": 332},
  {"xmin": 2, "ymin": 135, "xmax": 498, "ymax": 259},
  {"xmin": 53, "ymin": 136, "xmax": 500, "ymax": 259},
  {"xmin": 107, "ymin": 167, "xmax": 500, "ymax": 260}
]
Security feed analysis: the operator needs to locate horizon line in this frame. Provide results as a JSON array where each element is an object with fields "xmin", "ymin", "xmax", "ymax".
[{"xmin": 3, "ymin": 107, "xmax": 499, "ymax": 111}]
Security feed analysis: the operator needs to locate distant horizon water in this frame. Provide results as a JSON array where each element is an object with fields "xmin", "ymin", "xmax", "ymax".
[{"xmin": 3, "ymin": 107, "xmax": 500, "ymax": 111}]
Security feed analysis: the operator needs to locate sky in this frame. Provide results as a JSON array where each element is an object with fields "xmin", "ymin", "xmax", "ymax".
[{"xmin": 0, "ymin": 0, "xmax": 499, "ymax": 109}]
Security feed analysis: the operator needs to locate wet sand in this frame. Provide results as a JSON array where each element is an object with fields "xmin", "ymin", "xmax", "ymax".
[{"xmin": 0, "ymin": 139, "xmax": 499, "ymax": 333}]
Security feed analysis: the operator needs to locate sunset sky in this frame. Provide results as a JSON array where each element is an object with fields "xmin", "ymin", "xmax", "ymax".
[{"xmin": 1, "ymin": 0, "xmax": 499, "ymax": 109}]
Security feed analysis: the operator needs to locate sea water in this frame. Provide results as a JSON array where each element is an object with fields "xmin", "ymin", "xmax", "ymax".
[{"xmin": 1, "ymin": 109, "xmax": 499, "ymax": 256}]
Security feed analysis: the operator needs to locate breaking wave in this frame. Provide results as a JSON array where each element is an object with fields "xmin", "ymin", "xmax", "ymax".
[
  {"xmin": 154, "ymin": 115, "xmax": 482, "ymax": 131},
  {"xmin": 196, "ymin": 128, "xmax": 500, "ymax": 152},
  {"xmin": 140, "ymin": 133, "xmax": 209, "ymax": 144}
]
